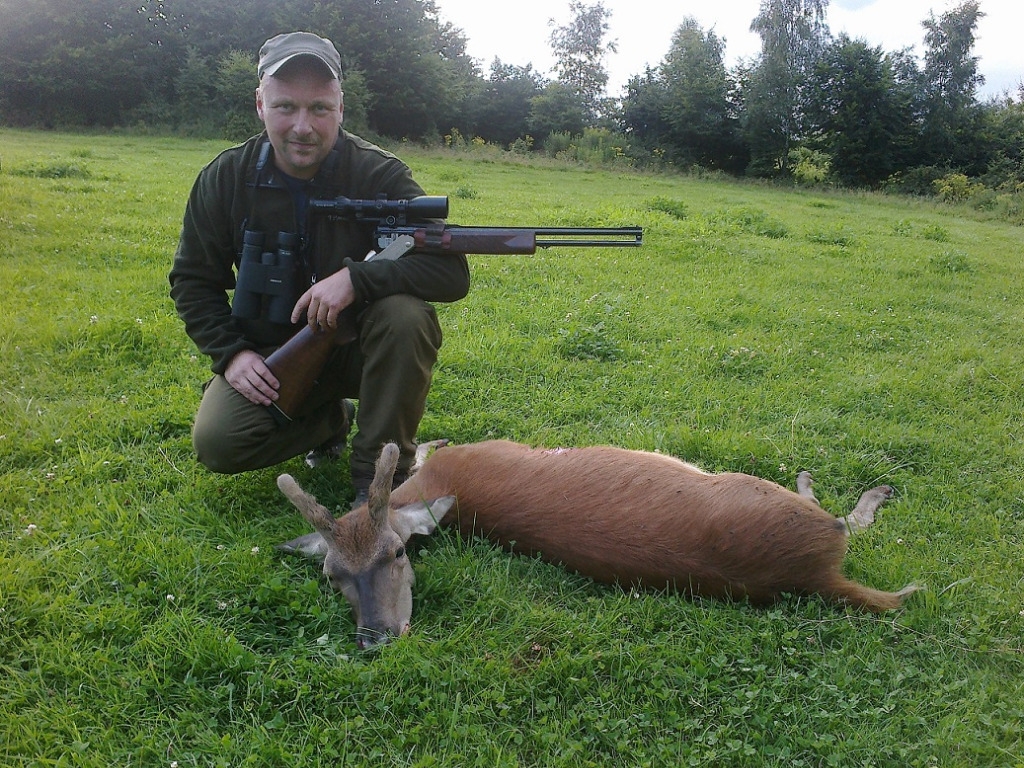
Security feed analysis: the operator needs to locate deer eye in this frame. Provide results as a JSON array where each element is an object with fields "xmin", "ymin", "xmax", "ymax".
[{"xmin": 395, "ymin": 546, "xmax": 406, "ymax": 560}]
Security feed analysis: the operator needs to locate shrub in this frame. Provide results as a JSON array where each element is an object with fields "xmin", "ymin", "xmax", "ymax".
[
  {"xmin": 789, "ymin": 147, "xmax": 832, "ymax": 185},
  {"xmin": 647, "ymin": 197, "xmax": 688, "ymax": 220},
  {"xmin": 543, "ymin": 128, "xmax": 632, "ymax": 168},
  {"xmin": 882, "ymin": 165, "xmax": 948, "ymax": 196},
  {"xmin": 10, "ymin": 160, "xmax": 92, "ymax": 179},
  {"xmin": 444, "ymin": 127, "xmax": 469, "ymax": 150},
  {"xmin": 542, "ymin": 131, "xmax": 575, "ymax": 157},
  {"xmin": 933, "ymin": 172, "xmax": 984, "ymax": 203},
  {"xmin": 509, "ymin": 135, "xmax": 534, "ymax": 155}
]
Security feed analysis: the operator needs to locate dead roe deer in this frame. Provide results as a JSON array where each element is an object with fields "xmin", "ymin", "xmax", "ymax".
[{"xmin": 277, "ymin": 440, "xmax": 919, "ymax": 648}]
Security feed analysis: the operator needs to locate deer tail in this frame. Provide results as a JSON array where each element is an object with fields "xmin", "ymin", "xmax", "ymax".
[{"xmin": 825, "ymin": 578, "xmax": 922, "ymax": 612}]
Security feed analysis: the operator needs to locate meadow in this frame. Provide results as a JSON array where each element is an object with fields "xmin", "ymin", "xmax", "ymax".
[{"xmin": 1, "ymin": 127, "xmax": 1022, "ymax": 767}]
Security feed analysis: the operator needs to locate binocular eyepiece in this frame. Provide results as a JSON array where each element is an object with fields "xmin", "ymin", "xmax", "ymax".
[{"xmin": 232, "ymin": 230, "xmax": 301, "ymax": 325}]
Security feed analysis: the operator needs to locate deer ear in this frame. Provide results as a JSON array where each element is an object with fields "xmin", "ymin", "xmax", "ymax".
[
  {"xmin": 276, "ymin": 532, "xmax": 329, "ymax": 560},
  {"xmin": 389, "ymin": 496, "xmax": 455, "ymax": 541}
]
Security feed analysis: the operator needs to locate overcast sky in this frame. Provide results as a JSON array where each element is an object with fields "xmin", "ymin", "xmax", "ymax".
[{"xmin": 432, "ymin": 0, "xmax": 1022, "ymax": 98}]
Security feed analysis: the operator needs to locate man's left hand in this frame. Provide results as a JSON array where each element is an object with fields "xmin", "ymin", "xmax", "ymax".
[{"xmin": 291, "ymin": 267, "xmax": 355, "ymax": 330}]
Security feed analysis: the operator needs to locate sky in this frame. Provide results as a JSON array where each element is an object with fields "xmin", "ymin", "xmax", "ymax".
[{"xmin": 431, "ymin": 0, "xmax": 1022, "ymax": 99}]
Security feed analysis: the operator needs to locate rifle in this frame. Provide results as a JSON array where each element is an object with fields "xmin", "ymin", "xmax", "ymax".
[{"xmin": 264, "ymin": 195, "xmax": 643, "ymax": 425}]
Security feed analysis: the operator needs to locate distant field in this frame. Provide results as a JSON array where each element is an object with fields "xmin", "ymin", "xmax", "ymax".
[{"xmin": 1, "ymin": 128, "xmax": 1022, "ymax": 766}]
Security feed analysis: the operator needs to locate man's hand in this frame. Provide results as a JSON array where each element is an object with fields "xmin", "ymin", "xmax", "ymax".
[
  {"xmin": 291, "ymin": 267, "xmax": 356, "ymax": 330},
  {"xmin": 224, "ymin": 349, "xmax": 280, "ymax": 406}
]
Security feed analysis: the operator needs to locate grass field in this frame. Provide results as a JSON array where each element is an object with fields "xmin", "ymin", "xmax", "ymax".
[{"xmin": 1, "ymin": 127, "xmax": 1023, "ymax": 767}]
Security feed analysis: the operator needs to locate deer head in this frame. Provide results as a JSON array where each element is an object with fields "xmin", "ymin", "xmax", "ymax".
[{"xmin": 277, "ymin": 443, "xmax": 454, "ymax": 649}]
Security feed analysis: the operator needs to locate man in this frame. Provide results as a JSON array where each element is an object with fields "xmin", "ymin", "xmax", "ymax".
[{"xmin": 169, "ymin": 31, "xmax": 469, "ymax": 501}]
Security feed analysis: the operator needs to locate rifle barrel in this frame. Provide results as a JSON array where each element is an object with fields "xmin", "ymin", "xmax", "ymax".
[
  {"xmin": 532, "ymin": 227, "xmax": 643, "ymax": 247},
  {"xmin": 383, "ymin": 225, "xmax": 644, "ymax": 255}
]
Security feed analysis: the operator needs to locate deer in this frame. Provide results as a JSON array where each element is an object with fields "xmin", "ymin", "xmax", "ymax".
[{"xmin": 276, "ymin": 440, "xmax": 919, "ymax": 649}]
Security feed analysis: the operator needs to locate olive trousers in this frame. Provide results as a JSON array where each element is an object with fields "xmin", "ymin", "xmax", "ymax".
[{"xmin": 191, "ymin": 295, "xmax": 442, "ymax": 482}]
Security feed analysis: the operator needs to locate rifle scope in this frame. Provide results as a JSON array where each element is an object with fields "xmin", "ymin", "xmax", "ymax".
[{"xmin": 308, "ymin": 195, "xmax": 449, "ymax": 226}]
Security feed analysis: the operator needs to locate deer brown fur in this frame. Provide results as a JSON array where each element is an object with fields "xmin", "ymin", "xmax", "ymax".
[{"xmin": 278, "ymin": 440, "xmax": 918, "ymax": 647}]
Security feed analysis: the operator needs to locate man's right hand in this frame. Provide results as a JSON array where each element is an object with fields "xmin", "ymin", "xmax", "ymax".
[{"xmin": 224, "ymin": 349, "xmax": 280, "ymax": 406}]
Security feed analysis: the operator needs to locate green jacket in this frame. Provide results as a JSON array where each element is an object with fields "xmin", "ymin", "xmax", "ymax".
[{"xmin": 169, "ymin": 130, "xmax": 470, "ymax": 374}]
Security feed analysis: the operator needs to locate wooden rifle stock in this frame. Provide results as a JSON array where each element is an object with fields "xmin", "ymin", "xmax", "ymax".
[{"xmin": 264, "ymin": 313, "xmax": 357, "ymax": 425}]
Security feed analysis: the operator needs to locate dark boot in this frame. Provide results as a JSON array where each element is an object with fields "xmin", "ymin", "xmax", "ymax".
[
  {"xmin": 304, "ymin": 399, "xmax": 356, "ymax": 468},
  {"xmin": 349, "ymin": 468, "xmax": 409, "ymax": 510}
]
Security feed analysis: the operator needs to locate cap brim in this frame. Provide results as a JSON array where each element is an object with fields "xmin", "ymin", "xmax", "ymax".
[{"xmin": 262, "ymin": 52, "xmax": 339, "ymax": 79}]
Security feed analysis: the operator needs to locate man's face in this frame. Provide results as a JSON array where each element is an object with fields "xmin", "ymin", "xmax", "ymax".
[{"xmin": 256, "ymin": 62, "xmax": 343, "ymax": 180}]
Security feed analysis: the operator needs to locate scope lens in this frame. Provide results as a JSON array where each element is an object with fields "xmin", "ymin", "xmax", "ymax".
[{"xmin": 407, "ymin": 196, "xmax": 448, "ymax": 220}]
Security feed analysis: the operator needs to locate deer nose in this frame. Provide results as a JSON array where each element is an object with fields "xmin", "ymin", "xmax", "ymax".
[{"xmin": 355, "ymin": 627, "xmax": 394, "ymax": 651}]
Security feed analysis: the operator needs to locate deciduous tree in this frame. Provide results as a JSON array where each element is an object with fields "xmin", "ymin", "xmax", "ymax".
[
  {"xmin": 744, "ymin": 0, "xmax": 829, "ymax": 175},
  {"xmin": 548, "ymin": 1, "xmax": 616, "ymax": 121},
  {"xmin": 920, "ymin": 0, "xmax": 986, "ymax": 172},
  {"xmin": 470, "ymin": 60, "xmax": 545, "ymax": 147},
  {"xmin": 805, "ymin": 35, "xmax": 916, "ymax": 186},
  {"xmin": 619, "ymin": 18, "xmax": 743, "ymax": 170}
]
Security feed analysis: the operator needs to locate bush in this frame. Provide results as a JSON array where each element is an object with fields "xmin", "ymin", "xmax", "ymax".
[
  {"xmin": 647, "ymin": 197, "xmax": 688, "ymax": 220},
  {"xmin": 789, "ymin": 147, "xmax": 832, "ymax": 185},
  {"xmin": 508, "ymin": 135, "xmax": 534, "ymax": 155},
  {"xmin": 882, "ymin": 165, "xmax": 948, "ymax": 196},
  {"xmin": 933, "ymin": 172, "xmax": 984, "ymax": 203},
  {"xmin": 542, "ymin": 128, "xmax": 632, "ymax": 167},
  {"xmin": 9, "ymin": 158, "xmax": 93, "ymax": 179}
]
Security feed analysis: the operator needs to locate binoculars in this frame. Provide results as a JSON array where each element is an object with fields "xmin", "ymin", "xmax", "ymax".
[{"xmin": 232, "ymin": 230, "xmax": 301, "ymax": 325}]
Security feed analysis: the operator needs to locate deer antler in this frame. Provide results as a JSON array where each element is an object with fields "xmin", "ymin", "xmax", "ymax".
[
  {"xmin": 277, "ymin": 474, "xmax": 337, "ymax": 538},
  {"xmin": 368, "ymin": 443, "xmax": 400, "ymax": 532}
]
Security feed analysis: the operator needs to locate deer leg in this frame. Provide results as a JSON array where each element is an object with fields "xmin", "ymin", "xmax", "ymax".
[
  {"xmin": 842, "ymin": 485, "xmax": 893, "ymax": 533},
  {"xmin": 796, "ymin": 471, "xmax": 819, "ymax": 503},
  {"xmin": 413, "ymin": 439, "xmax": 449, "ymax": 473}
]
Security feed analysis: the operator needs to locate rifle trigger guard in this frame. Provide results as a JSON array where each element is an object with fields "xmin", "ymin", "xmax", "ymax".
[{"xmin": 368, "ymin": 234, "xmax": 416, "ymax": 262}]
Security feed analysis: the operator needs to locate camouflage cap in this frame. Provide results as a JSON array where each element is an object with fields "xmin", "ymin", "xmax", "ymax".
[{"xmin": 258, "ymin": 32, "xmax": 342, "ymax": 80}]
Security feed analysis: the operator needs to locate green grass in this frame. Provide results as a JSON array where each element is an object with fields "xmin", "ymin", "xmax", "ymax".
[{"xmin": 2, "ymin": 127, "xmax": 1023, "ymax": 767}]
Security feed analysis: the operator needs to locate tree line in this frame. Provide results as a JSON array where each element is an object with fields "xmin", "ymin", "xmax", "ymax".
[
  {"xmin": 0, "ymin": 0, "xmax": 1021, "ymax": 195},
  {"xmin": 624, "ymin": 0, "xmax": 1022, "ymax": 196}
]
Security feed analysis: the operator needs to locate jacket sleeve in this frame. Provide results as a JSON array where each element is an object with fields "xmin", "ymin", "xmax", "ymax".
[
  {"xmin": 342, "ymin": 163, "xmax": 471, "ymax": 305},
  {"xmin": 168, "ymin": 161, "xmax": 255, "ymax": 375},
  {"xmin": 334, "ymin": 146, "xmax": 471, "ymax": 307},
  {"xmin": 346, "ymin": 249, "xmax": 471, "ymax": 305}
]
